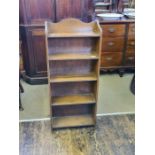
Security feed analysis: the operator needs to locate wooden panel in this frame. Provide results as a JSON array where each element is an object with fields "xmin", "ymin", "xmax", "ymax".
[
  {"xmin": 55, "ymin": 0, "xmax": 83, "ymax": 21},
  {"xmin": 29, "ymin": 28, "xmax": 47, "ymax": 75},
  {"xmin": 125, "ymin": 52, "xmax": 135, "ymax": 66},
  {"xmin": 55, "ymin": 0, "xmax": 94, "ymax": 22},
  {"xmin": 101, "ymin": 52, "xmax": 122, "ymax": 67},
  {"xmin": 52, "ymin": 104, "xmax": 94, "ymax": 117},
  {"xmin": 101, "ymin": 24, "xmax": 126, "ymax": 37},
  {"xmin": 53, "ymin": 115, "xmax": 95, "ymax": 128},
  {"xmin": 20, "ymin": 26, "xmax": 47, "ymax": 77},
  {"xmin": 52, "ymin": 94, "xmax": 95, "ymax": 106},
  {"xmin": 102, "ymin": 37, "xmax": 124, "ymax": 52},
  {"xmin": 51, "ymin": 82, "xmax": 96, "ymax": 97},
  {"xmin": 49, "ymin": 60, "xmax": 97, "ymax": 77},
  {"xmin": 48, "ymin": 37, "xmax": 99, "ymax": 55},
  {"xmin": 21, "ymin": 0, "xmax": 55, "ymax": 24}
]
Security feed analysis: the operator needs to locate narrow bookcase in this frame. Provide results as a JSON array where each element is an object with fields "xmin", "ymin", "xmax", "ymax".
[{"xmin": 45, "ymin": 18, "xmax": 102, "ymax": 129}]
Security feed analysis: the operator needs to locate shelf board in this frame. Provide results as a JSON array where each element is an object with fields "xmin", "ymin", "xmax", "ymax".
[
  {"xmin": 48, "ymin": 32, "xmax": 100, "ymax": 38},
  {"xmin": 48, "ymin": 53, "xmax": 99, "ymax": 60},
  {"xmin": 52, "ymin": 94, "xmax": 96, "ymax": 106},
  {"xmin": 52, "ymin": 115, "xmax": 95, "ymax": 129},
  {"xmin": 50, "ymin": 74, "xmax": 97, "ymax": 83}
]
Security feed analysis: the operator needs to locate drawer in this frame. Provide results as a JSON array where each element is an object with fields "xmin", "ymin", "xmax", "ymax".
[
  {"xmin": 102, "ymin": 37, "xmax": 124, "ymax": 52},
  {"xmin": 101, "ymin": 24, "xmax": 126, "ymax": 37},
  {"xmin": 101, "ymin": 52, "xmax": 123, "ymax": 67},
  {"xmin": 127, "ymin": 39, "xmax": 135, "ymax": 52},
  {"xmin": 125, "ymin": 52, "xmax": 135, "ymax": 66},
  {"xmin": 128, "ymin": 23, "xmax": 135, "ymax": 37}
]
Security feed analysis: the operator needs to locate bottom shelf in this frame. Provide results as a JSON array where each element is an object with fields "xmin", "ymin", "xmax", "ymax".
[{"xmin": 52, "ymin": 115, "xmax": 95, "ymax": 129}]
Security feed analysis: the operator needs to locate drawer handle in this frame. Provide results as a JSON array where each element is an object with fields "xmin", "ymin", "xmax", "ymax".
[
  {"xmin": 128, "ymin": 41, "xmax": 135, "ymax": 46},
  {"xmin": 132, "ymin": 27, "xmax": 135, "ymax": 32},
  {"xmin": 108, "ymin": 42, "xmax": 115, "ymax": 46},
  {"xmin": 105, "ymin": 57, "xmax": 112, "ymax": 61},
  {"xmin": 128, "ymin": 57, "xmax": 134, "ymax": 60},
  {"xmin": 108, "ymin": 28, "xmax": 115, "ymax": 33}
]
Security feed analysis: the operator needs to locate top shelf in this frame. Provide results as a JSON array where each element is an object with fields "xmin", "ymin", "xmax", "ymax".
[
  {"xmin": 45, "ymin": 18, "xmax": 102, "ymax": 38},
  {"xmin": 47, "ymin": 32, "xmax": 100, "ymax": 38}
]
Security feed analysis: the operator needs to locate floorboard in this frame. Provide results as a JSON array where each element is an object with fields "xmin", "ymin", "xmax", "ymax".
[{"xmin": 19, "ymin": 114, "xmax": 135, "ymax": 155}]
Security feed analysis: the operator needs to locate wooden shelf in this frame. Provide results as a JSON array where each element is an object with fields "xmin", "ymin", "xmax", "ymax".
[
  {"xmin": 50, "ymin": 74, "xmax": 97, "ymax": 83},
  {"xmin": 48, "ymin": 32, "xmax": 100, "ymax": 38},
  {"xmin": 52, "ymin": 115, "xmax": 95, "ymax": 129},
  {"xmin": 52, "ymin": 94, "xmax": 96, "ymax": 106},
  {"xmin": 48, "ymin": 53, "xmax": 99, "ymax": 60}
]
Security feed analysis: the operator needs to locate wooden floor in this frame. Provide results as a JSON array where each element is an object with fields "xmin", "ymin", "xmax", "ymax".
[{"xmin": 19, "ymin": 115, "xmax": 135, "ymax": 155}]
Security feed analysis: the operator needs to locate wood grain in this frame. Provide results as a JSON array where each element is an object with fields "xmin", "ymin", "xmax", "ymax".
[
  {"xmin": 19, "ymin": 114, "xmax": 135, "ymax": 155},
  {"xmin": 52, "ymin": 94, "xmax": 95, "ymax": 106}
]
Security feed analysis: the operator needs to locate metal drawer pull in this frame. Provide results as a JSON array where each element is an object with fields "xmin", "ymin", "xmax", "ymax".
[
  {"xmin": 106, "ymin": 57, "xmax": 112, "ymax": 61},
  {"xmin": 129, "ymin": 41, "xmax": 135, "ymax": 46},
  {"xmin": 108, "ymin": 28, "xmax": 115, "ymax": 33},
  {"xmin": 128, "ymin": 57, "xmax": 134, "ymax": 60},
  {"xmin": 108, "ymin": 42, "xmax": 114, "ymax": 46}
]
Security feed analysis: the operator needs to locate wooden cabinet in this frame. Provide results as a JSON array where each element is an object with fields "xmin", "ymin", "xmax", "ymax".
[
  {"xmin": 20, "ymin": 26, "xmax": 47, "ymax": 83},
  {"xmin": 100, "ymin": 23, "xmax": 126, "ymax": 69},
  {"xmin": 20, "ymin": 0, "xmax": 94, "ymax": 84},
  {"xmin": 100, "ymin": 21, "xmax": 135, "ymax": 73},
  {"xmin": 45, "ymin": 18, "xmax": 102, "ymax": 129}
]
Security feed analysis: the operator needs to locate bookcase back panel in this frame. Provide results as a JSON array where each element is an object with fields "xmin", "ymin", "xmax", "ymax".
[
  {"xmin": 52, "ymin": 104, "xmax": 95, "ymax": 117},
  {"xmin": 47, "ymin": 18, "xmax": 98, "ymax": 34},
  {"xmin": 49, "ymin": 60, "xmax": 97, "ymax": 76},
  {"xmin": 48, "ymin": 38, "xmax": 99, "ymax": 55},
  {"xmin": 51, "ymin": 82, "xmax": 96, "ymax": 97}
]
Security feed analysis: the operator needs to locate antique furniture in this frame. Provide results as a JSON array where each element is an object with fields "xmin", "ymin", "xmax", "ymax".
[
  {"xmin": 19, "ymin": 0, "xmax": 94, "ymax": 84},
  {"xmin": 99, "ymin": 19, "xmax": 135, "ymax": 76},
  {"xmin": 45, "ymin": 18, "xmax": 102, "ymax": 129}
]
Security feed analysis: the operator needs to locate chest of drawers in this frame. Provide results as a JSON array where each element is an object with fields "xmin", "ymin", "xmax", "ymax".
[{"xmin": 99, "ymin": 21, "xmax": 135, "ymax": 75}]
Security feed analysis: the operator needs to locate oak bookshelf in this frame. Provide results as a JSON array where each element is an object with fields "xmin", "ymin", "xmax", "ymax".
[{"xmin": 45, "ymin": 18, "xmax": 102, "ymax": 129}]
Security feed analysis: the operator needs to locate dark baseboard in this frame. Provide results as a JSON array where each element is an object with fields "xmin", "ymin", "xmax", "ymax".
[
  {"xmin": 100, "ymin": 67, "xmax": 135, "ymax": 77},
  {"xmin": 21, "ymin": 72, "xmax": 48, "ymax": 85}
]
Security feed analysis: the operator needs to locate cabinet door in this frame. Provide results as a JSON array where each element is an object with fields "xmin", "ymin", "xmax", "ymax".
[
  {"xmin": 20, "ymin": 0, "xmax": 55, "ymax": 24},
  {"xmin": 55, "ymin": 0, "xmax": 94, "ymax": 22},
  {"xmin": 27, "ymin": 28, "xmax": 47, "ymax": 76}
]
